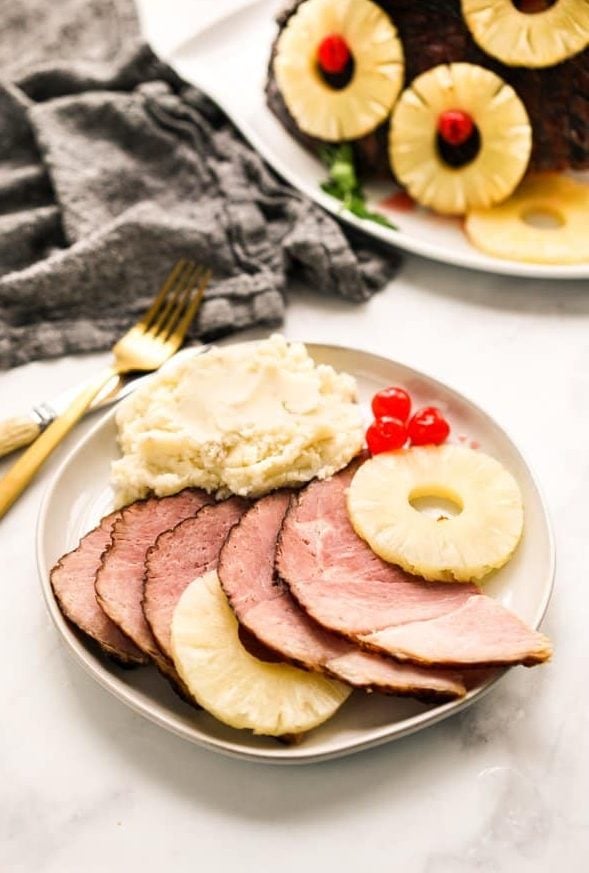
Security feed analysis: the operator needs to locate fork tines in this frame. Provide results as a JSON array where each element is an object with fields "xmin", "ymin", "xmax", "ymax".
[{"xmin": 140, "ymin": 260, "xmax": 211, "ymax": 339}]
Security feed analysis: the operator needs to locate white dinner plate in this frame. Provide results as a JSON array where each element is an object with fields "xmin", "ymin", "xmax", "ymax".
[
  {"xmin": 166, "ymin": 0, "xmax": 589, "ymax": 281},
  {"xmin": 37, "ymin": 342, "xmax": 555, "ymax": 764}
]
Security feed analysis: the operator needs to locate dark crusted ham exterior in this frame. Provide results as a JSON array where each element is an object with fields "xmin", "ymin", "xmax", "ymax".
[
  {"xmin": 144, "ymin": 497, "xmax": 249, "ymax": 662},
  {"xmin": 50, "ymin": 512, "xmax": 146, "ymax": 666},
  {"xmin": 95, "ymin": 489, "xmax": 212, "ymax": 678},
  {"xmin": 275, "ymin": 465, "xmax": 552, "ymax": 669},
  {"xmin": 218, "ymin": 491, "xmax": 466, "ymax": 701},
  {"xmin": 266, "ymin": 0, "xmax": 589, "ymax": 173}
]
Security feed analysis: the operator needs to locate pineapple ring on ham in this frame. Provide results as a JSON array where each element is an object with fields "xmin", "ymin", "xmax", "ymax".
[
  {"xmin": 462, "ymin": 0, "xmax": 589, "ymax": 69},
  {"xmin": 347, "ymin": 445, "xmax": 524, "ymax": 583},
  {"xmin": 273, "ymin": 0, "xmax": 404, "ymax": 142},
  {"xmin": 388, "ymin": 63, "xmax": 532, "ymax": 216},
  {"xmin": 171, "ymin": 571, "xmax": 351, "ymax": 737},
  {"xmin": 465, "ymin": 174, "xmax": 589, "ymax": 264}
]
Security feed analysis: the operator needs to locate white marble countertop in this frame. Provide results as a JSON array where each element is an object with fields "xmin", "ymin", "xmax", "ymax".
[{"xmin": 2, "ymin": 2, "xmax": 588, "ymax": 871}]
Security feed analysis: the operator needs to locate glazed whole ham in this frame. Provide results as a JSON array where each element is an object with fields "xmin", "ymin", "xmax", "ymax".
[
  {"xmin": 276, "ymin": 465, "xmax": 552, "ymax": 668},
  {"xmin": 266, "ymin": 0, "xmax": 589, "ymax": 174},
  {"xmin": 218, "ymin": 492, "xmax": 466, "ymax": 700}
]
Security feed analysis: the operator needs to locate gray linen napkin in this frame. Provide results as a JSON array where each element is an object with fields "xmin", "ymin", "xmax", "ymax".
[{"xmin": 0, "ymin": 0, "xmax": 400, "ymax": 370}]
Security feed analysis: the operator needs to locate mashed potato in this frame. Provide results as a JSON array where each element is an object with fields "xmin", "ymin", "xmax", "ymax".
[{"xmin": 112, "ymin": 335, "xmax": 363, "ymax": 505}]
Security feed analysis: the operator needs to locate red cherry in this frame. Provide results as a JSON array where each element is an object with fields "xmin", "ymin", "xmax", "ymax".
[
  {"xmin": 366, "ymin": 417, "xmax": 408, "ymax": 455},
  {"xmin": 371, "ymin": 386, "xmax": 411, "ymax": 423},
  {"xmin": 408, "ymin": 407, "xmax": 450, "ymax": 446},
  {"xmin": 317, "ymin": 34, "xmax": 351, "ymax": 75},
  {"xmin": 437, "ymin": 110, "xmax": 475, "ymax": 147}
]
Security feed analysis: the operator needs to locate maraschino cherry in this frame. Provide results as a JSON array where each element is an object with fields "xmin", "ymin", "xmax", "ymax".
[
  {"xmin": 317, "ymin": 34, "xmax": 351, "ymax": 75},
  {"xmin": 407, "ymin": 407, "xmax": 451, "ymax": 446},
  {"xmin": 366, "ymin": 417, "xmax": 408, "ymax": 455},
  {"xmin": 371, "ymin": 386, "xmax": 411, "ymax": 423},
  {"xmin": 437, "ymin": 109, "xmax": 475, "ymax": 147}
]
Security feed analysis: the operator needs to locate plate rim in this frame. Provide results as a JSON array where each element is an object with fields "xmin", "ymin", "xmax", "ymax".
[
  {"xmin": 167, "ymin": 0, "xmax": 589, "ymax": 281},
  {"xmin": 36, "ymin": 341, "xmax": 556, "ymax": 765}
]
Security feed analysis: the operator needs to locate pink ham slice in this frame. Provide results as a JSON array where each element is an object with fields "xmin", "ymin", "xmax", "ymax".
[
  {"xmin": 50, "ymin": 512, "xmax": 146, "ymax": 665},
  {"xmin": 144, "ymin": 497, "xmax": 249, "ymax": 661},
  {"xmin": 218, "ymin": 492, "xmax": 466, "ymax": 701},
  {"xmin": 95, "ymin": 489, "xmax": 212, "ymax": 675},
  {"xmin": 361, "ymin": 597, "xmax": 552, "ymax": 667},
  {"xmin": 276, "ymin": 465, "xmax": 552, "ymax": 669}
]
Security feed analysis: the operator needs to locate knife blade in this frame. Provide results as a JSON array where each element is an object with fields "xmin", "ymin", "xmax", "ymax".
[{"xmin": 0, "ymin": 345, "xmax": 210, "ymax": 459}]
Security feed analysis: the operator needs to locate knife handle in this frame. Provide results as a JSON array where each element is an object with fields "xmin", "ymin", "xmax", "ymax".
[
  {"xmin": 0, "ymin": 366, "xmax": 117, "ymax": 519},
  {"xmin": 0, "ymin": 416, "xmax": 42, "ymax": 458}
]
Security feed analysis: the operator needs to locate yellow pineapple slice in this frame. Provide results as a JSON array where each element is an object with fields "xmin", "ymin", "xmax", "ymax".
[
  {"xmin": 462, "ymin": 0, "xmax": 589, "ymax": 68},
  {"xmin": 274, "ymin": 0, "xmax": 404, "ymax": 141},
  {"xmin": 347, "ymin": 445, "xmax": 524, "ymax": 583},
  {"xmin": 465, "ymin": 174, "xmax": 589, "ymax": 264},
  {"xmin": 389, "ymin": 63, "xmax": 532, "ymax": 215},
  {"xmin": 171, "ymin": 571, "xmax": 351, "ymax": 737}
]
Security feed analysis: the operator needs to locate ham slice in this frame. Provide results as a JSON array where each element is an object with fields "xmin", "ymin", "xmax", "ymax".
[
  {"xmin": 218, "ymin": 492, "xmax": 466, "ymax": 701},
  {"xmin": 50, "ymin": 512, "xmax": 146, "ymax": 665},
  {"xmin": 276, "ymin": 466, "xmax": 552, "ymax": 669},
  {"xmin": 95, "ymin": 489, "xmax": 212, "ymax": 676},
  {"xmin": 144, "ymin": 497, "xmax": 249, "ymax": 661},
  {"xmin": 361, "ymin": 597, "xmax": 552, "ymax": 667}
]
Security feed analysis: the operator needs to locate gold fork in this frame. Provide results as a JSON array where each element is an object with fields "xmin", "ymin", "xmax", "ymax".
[{"xmin": 0, "ymin": 259, "xmax": 210, "ymax": 519}]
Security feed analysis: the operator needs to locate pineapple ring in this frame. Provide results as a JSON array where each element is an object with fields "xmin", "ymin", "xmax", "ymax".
[
  {"xmin": 389, "ymin": 63, "xmax": 532, "ymax": 215},
  {"xmin": 171, "ymin": 571, "xmax": 351, "ymax": 737},
  {"xmin": 462, "ymin": 0, "xmax": 589, "ymax": 68},
  {"xmin": 465, "ymin": 174, "xmax": 589, "ymax": 264},
  {"xmin": 274, "ymin": 0, "xmax": 404, "ymax": 141},
  {"xmin": 347, "ymin": 445, "xmax": 524, "ymax": 583}
]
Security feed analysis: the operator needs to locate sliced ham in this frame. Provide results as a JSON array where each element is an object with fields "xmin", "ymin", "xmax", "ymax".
[
  {"xmin": 95, "ymin": 489, "xmax": 212, "ymax": 675},
  {"xmin": 276, "ymin": 465, "xmax": 552, "ymax": 669},
  {"xmin": 361, "ymin": 597, "xmax": 552, "ymax": 667},
  {"xmin": 144, "ymin": 497, "xmax": 249, "ymax": 661},
  {"xmin": 50, "ymin": 512, "xmax": 146, "ymax": 666},
  {"xmin": 218, "ymin": 492, "xmax": 466, "ymax": 701}
]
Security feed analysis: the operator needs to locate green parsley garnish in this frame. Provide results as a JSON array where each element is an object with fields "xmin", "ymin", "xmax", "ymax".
[{"xmin": 319, "ymin": 143, "xmax": 396, "ymax": 229}]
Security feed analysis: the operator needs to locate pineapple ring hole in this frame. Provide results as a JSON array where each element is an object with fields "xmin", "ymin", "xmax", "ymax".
[
  {"xmin": 512, "ymin": 0, "xmax": 558, "ymax": 13},
  {"xmin": 409, "ymin": 485, "xmax": 463, "ymax": 520},
  {"xmin": 316, "ymin": 55, "xmax": 355, "ymax": 91},
  {"xmin": 521, "ymin": 206, "xmax": 565, "ymax": 229},
  {"xmin": 436, "ymin": 125, "xmax": 481, "ymax": 169}
]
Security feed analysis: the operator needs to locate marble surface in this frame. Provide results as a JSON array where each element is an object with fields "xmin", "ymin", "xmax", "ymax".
[{"xmin": 2, "ymin": 2, "xmax": 588, "ymax": 871}]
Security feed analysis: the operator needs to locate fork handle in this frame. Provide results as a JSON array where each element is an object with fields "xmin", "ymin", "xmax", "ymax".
[{"xmin": 0, "ymin": 366, "xmax": 118, "ymax": 520}]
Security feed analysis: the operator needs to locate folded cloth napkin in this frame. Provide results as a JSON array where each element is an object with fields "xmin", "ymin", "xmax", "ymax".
[{"xmin": 0, "ymin": 0, "xmax": 400, "ymax": 370}]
